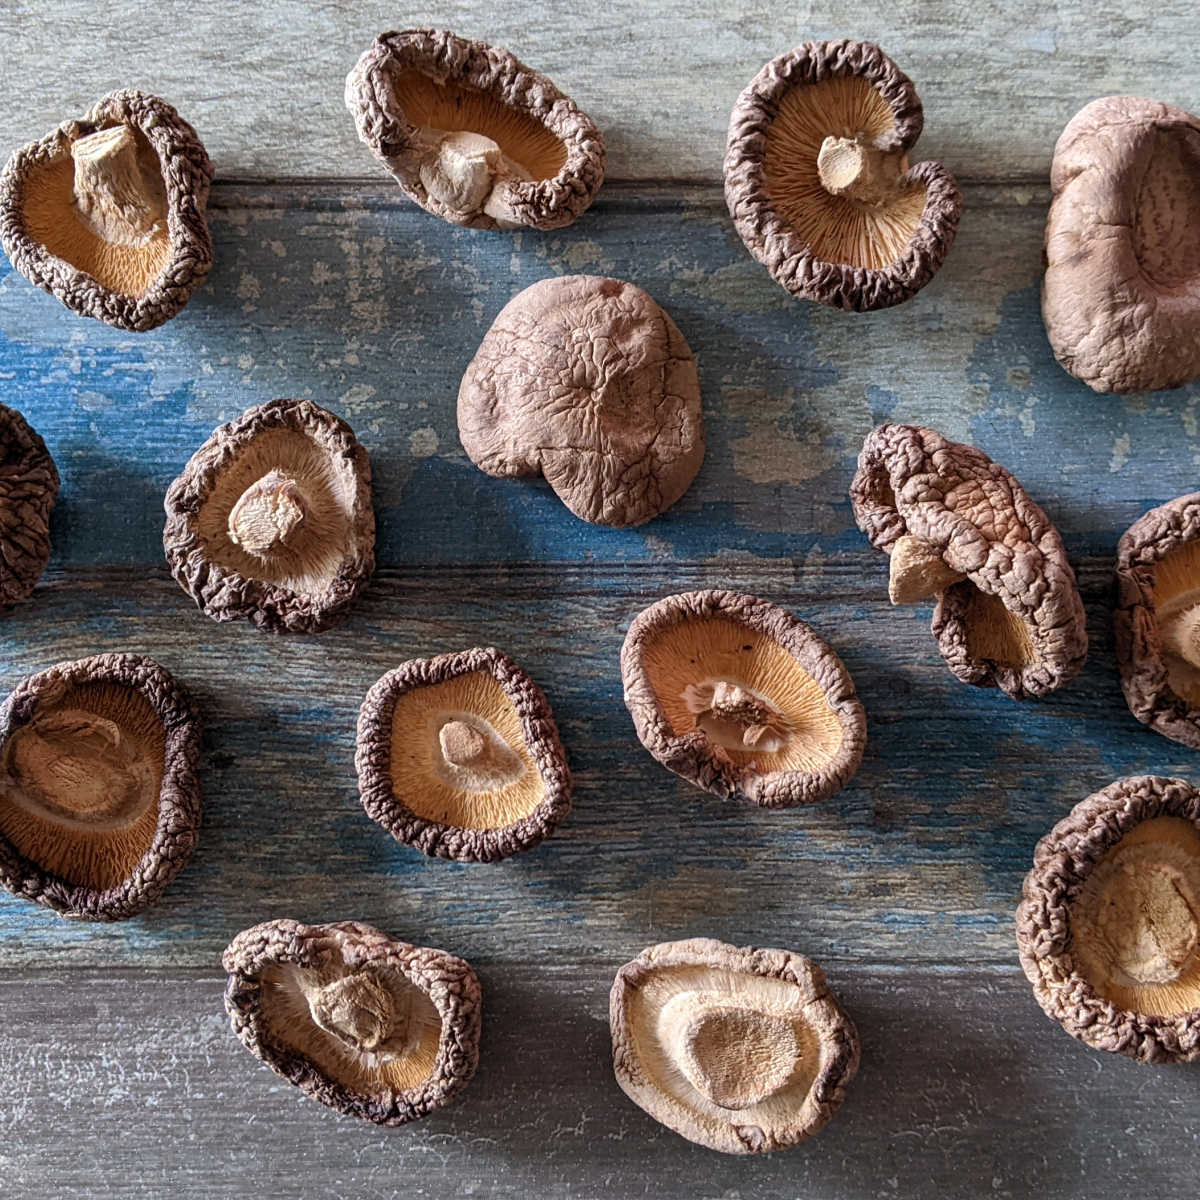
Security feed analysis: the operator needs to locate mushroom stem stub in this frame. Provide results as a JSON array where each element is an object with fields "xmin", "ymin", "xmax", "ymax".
[
  {"xmin": 1159, "ymin": 603, "xmax": 1200, "ymax": 671},
  {"xmin": 438, "ymin": 719, "xmax": 490, "ymax": 769},
  {"xmin": 307, "ymin": 971, "xmax": 397, "ymax": 1055},
  {"xmin": 887, "ymin": 534, "xmax": 967, "ymax": 605},
  {"xmin": 70, "ymin": 125, "xmax": 162, "ymax": 244},
  {"xmin": 227, "ymin": 470, "xmax": 308, "ymax": 558},
  {"xmin": 816, "ymin": 136, "xmax": 902, "ymax": 206}
]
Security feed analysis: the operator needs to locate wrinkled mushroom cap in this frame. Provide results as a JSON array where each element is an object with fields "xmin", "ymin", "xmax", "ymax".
[
  {"xmin": 458, "ymin": 275, "xmax": 705, "ymax": 527},
  {"xmin": 1017, "ymin": 776, "xmax": 1200, "ymax": 1063},
  {"xmin": 0, "ymin": 403, "xmax": 59, "ymax": 606},
  {"xmin": 163, "ymin": 398, "xmax": 375, "ymax": 635},
  {"xmin": 345, "ymin": 28, "xmax": 605, "ymax": 231},
  {"xmin": 223, "ymin": 919, "xmax": 482, "ymax": 1123},
  {"xmin": 724, "ymin": 40, "xmax": 961, "ymax": 311},
  {"xmin": 0, "ymin": 89, "xmax": 213, "ymax": 331},
  {"xmin": 850, "ymin": 423, "xmax": 1087, "ymax": 700},
  {"xmin": 356, "ymin": 646, "xmax": 571, "ymax": 862},
  {"xmin": 0, "ymin": 652, "xmax": 201, "ymax": 921},
  {"xmin": 621, "ymin": 590, "xmax": 866, "ymax": 807},
  {"xmin": 610, "ymin": 937, "xmax": 859, "ymax": 1154},
  {"xmin": 1043, "ymin": 96, "xmax": 1200, "ymax": 394}
]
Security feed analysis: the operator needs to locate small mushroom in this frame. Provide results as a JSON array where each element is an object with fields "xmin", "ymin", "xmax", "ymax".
[
  {"xmin": 458, "ymin": 275, "xmax": 705, "ymax": 527},
  {"xmin": 1043, "ymin": 97, "xmax": 1200, "ymax": 394},
  {"xmin": 163, "ymin": 398, "xmax": 375, "ymax": 634},
  {"xmin": 223, "ymin": 919, "xmax": 482, "ymax": 1123},
  {"xmin": 0, "ymin": 403, "xmax": 59, "ymax": 607},
  {"xmin": 345, "ymin": 28, "xmax": 605, "ymax": 231},
  {"xmin": 850, "ymin": 423, "xmax": 1087, "ymax": 699},
  {"xmin": 621, "ymin": 590, "xmax": 865, "ymax": 807},
  {"xmin": 609, "ymin": 938, "xmax": 859, "ymax": 1154},
  {"xmin": 0, "ymin": 90, "xmax": 213, "ymax": 331},
  {"xmin": 724, "ymin": 40, "xmax": 961, "ymax": 311},
  {"xmin": 356, "ymin": 647, "xmax": 571, "ymax": 862},
  {"xmin": 0, "ymin": 653, "xmax": 201, "ymax": 920},
  {"xmin": 1017, "ymin": 775, "xmax": 1200, "ymax": 1063}
]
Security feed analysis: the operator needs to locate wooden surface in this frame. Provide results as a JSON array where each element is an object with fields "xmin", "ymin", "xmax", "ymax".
[{"xmin": 2, "ymin": 3, "xmax": 1200, "ymax": 1196}]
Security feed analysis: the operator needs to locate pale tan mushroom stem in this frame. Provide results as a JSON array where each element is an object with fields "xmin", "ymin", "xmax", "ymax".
[
  {"xmin": 438, "ymin": 719, "xmax": 490, "ymax": 769},
  {"xmin": 419, "ymin": 130, "xmax": 533, "ymax": 225},
  {"xmin": 817, "ymin": 135, "xmax": 905, "ymax": 206},
  {"xmin": 683, "ymin": 681, "xmax": 790, "ymax": 750},
  {"xmin": 887, "ymin": 533, "xmax": 967, "ymax": 605},
  {"xmin": 1096, "ymin": 858, "xmax": 1199, "ymax": 985},
  {"xmin": 1159, "ymin": 603, "xmax": 1200, "ymax": 671},
  {"xmin": 306, "ymin": 972, "xmax": 397, "ymax": 1055},
  {"xmin": 227, "ymin": 470, "xmax": 308, "ymax": 558},
  {"xmin": 70, "ymin": 125, "xmax": 162, "ymax": 244}
]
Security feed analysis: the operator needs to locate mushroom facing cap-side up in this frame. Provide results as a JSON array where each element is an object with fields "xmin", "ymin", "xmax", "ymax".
[
  {"xmin": 458, "ymin": 275, "xmax": 705, "ymax": 528},
  {"xmin": 0, "ymin": 403, "xmax": 59, "ymax": 607},
  {"xmin": 850, "ymin": 423, "xmax": 1087, "ymax": 700},
  {"xmin": 346, "ymin": 28, "xmax": 605, "ymax": 230},
  {"xmin": 621, "ymin": 590, "xmax": 866, "ymax": 807},
  {"xmin": 0, "ymin": 653, "xmax": 201, "ymax": 920},
  {"xmin": 163, "ymin": 398, "xmax": 375, "ymax": 635},
  {"xmin": 1017, "ymin": 775, "xmax": 1200, "ymax": 1063},
  {"xmin": 610, "ymin": 938, "xmax": 859, "ymax": 1154},
  {"xmin": 223, "ymin": 919, "xmax": 482, "ymax": 1123},
  {"xmin": 1043, "ymin": 96, "xmax": 1200, "ymax": 394},
  {"xmin": 0, "ymin": 89, "xmax": 213, "ymax": 331},
  {"xmin": 356, "ymin": 647, "xmax": 571, "ymax": 862},
  {"xmin": 724, "ymin": 40, "xmax": 961, "ymax": 311}
]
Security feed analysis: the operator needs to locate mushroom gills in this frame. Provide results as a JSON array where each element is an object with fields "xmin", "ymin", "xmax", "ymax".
[
  {"xmin": 962, "ymin": 588, "xmax": 1036, "ymax": 668},
  {"xmin": 1150, "ymin": 540, "xmax": 1200, "ymax": 702}
]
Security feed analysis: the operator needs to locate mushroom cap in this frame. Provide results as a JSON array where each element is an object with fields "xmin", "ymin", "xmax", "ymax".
[
  {"xmin": 620, "ymin": 590, "xmax": 866, "ymax": 807},
  {"xmin": 163, "ymin": 398, "xmax": 375, "ymax": 635},
  {"xmin": 0, "ymin": 89, "xmax": 213, "ymax": 331},
  {"xmin": 1043, "ymin": 96, "xmax": 1200, "ymax": 394},
  {"xmin": 0, "ymin": 403, "xmax": 59, "ymax": 606},
  {"xmin": 724, "ymin": 39, "xmax": 961, "ymax": 311},
  {"xmin": 356, "ymin": 646, "xmax": 571, "ymax": 862},
  {"xmin": 850, "ymin": 423, "xmax": 1087, "ymax": 699},
  {"xmin": 1017, "ymin": 775, "xmax": 1200, "ymax": 1064},
  {"xmin": 345, "ymin": 28, "xmax": 605, "ymax": 231},
  {"xmin": 223, "ymin": 919, "xmax": 482, "ymax": 1124},
  {"xmin": 609, "ymin": 937, "xmax": 859, "ymax": 1154},
  {"xmin": 458, "ymin": 275, "xmax": 705, "ymax": 528},
  {"xmin": 0, "ymin": 652, "xmax": 201, "ymax": 921}
]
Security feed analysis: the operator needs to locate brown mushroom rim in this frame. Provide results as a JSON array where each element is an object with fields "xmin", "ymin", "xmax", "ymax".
[
  {"xmin": 389, "ymin": 669, "xmax": 543, "ymax": 830},
  {"xmin": 0, "ymin": 682, "xmax": 164, "ymax": 891},
  {"xmin": 1151, "ymin": 540, "xmax": 1200, "ymax": 704},
  {"xmin": 1070, "ymin": 816, "xmax": 1200, "ymax": 1018},
  {"xmin": 763, "ymin": 74, "xmax": 926, "ymax": 270},
  {"xmin": 639, "ymin": 617, "xmax": 844, "ymax": 771}
]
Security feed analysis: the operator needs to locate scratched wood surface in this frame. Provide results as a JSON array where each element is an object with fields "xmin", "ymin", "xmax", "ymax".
[{"xmin": 2, "ymin": 3, "xmax": 1200, "ymax": 1197}]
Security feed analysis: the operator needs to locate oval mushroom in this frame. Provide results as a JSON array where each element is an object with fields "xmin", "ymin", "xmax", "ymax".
[
  {"xmin": 0, "ymin": 403, "xmax": 59, "ymax": 607},
  {"xmin": 0, "ymin": 653, "xmax": 201, "ymax": 920},
  {"xmin": 850, "ymin": 423, "xmax": 1087, "ymax": 700},
  {"xmin": 0, "ymin": 89, "xmax": 213, "ymax": 331},
  {"xmin": 1043, "ymin": 96, "xmax": 1200, "ymax": 393},
  {"xmin": 621, "ymin": 590, "xmax": 865, "ymax": 807},
  {"xmin": 1017, "ymin": 775, "xmax": 1200, "ymax": 1063},
  {"xmin": 609, "ymin": 938, "xmax": 859, "ymax": 1154},
  {"xmin": 458, "ymin": 275, "xmax": 705, "ymax": 528},
  {"xmin": 345, "ymin": 28, "xmax": 605, "ymax": 230},
  {"xmin": 163, "ymin": 398, "xmax": 375, "ymax": 634},
  {"xmin": 223, "ymin": 919, "xmax": 482, "ymax": 1123},
  {"xmin": 724, "ymin": 40, "xmax": 961, "ymax": 311},
  {"xmin": 356, "ymin": 647, "xmax": 571, "ymax": 862}
]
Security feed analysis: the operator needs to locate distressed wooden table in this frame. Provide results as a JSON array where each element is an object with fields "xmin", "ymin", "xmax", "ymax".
[{"xmin": 2, "ymin": 3, "xmax": 1199, "ymax": 1197}]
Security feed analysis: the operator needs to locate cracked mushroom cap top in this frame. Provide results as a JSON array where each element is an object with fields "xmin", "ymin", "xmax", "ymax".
[
  {"xmin": 1043, "ymin": 96, "xmax": 1200, "ymax": 394},
  {"xmin": 0, "ymin": 89, "xmax": 213, "ymax": 331},
  {"xmin": 345, "ymin": 28, "xmax": 605, "ymax": 230},
  {"xmin": 850, "ymin": 423, "xmax": 1087, "ymax": 700},
  {"xmin": 621, "ymin": 590, "xmax": 866, "ymax": 807},
  {"xmin": 724, "ymin": 39, "xmax": 961, "ymax": 311},
  {"xmin": 0, "ymin": 403, "xmax": 59, "ymax": 607},
  {"xmin": 0, "ymin": 653, "xmax": 201, "ymax": 921},
  {"xmin": 163, "ymin": 398, "xmax": 375, "ymax": 635},
  {"xmin": 609, "ymin": 938, "xmax": 860, "ymax": 1154},
  {"xmin": 458, "ymin": 275, "xmax": 705, "ymax": 528},
  {"xmin": 223, "ymin": 919, "xmax": 482, "ymax": 1124},
  {"xmin": 1017, "ymin": 775, "xmax": 1200, "ymax": 1064},
  {"xmin": 356, "ymin": 647, "xmax": 571, "ymax": 862}
]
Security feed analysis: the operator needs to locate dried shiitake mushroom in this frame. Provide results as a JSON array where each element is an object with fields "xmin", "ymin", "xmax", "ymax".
[
  {"xmin": 459, "ymin": 275, "xmax": 704, "ymax": 527},
  {"xmin": 850, "ymin": 423, "xmax": 1087, "ymax": 699},
  {"xmin": 346, "ymin": 28, "xmax": 605, "ymax": 230},
  {"xmin": 610, "ymin": 938, "xmax": 859, "ymax": 1154},
  {"xmin": 0, "ymin": 403, "xmax": 59, "ymax": 607},
  {"xmin": 163, "ymin": 398, "xmax": 375, "ymax": 634},
  {"xmin": 0, "ymin": 90, "xmax": 212, "ymax": 331},
  {"xmin": 1043, "ymin": 97, "xmax": 1200, "ymax": 393},
  {"xmin": 621, "ymin": 590, "xmax": 865, "ymax": 807},
  {"xmin": 724, "ymin": 40, "xmax": 960, "ymax": 311},
  {"xmin": 224, "ymin": 919, "xmax": 482, "ymax": 1123},
  {"xmin": 0, "ymin": 652, "xmax": 201, "ymax": 920},
  {"xmin": 1017, "ymin": 775, "xmax": 1200, "ymax": 1063},
  {"xmin": 357, "ymin": 647, "xmax": 571, "ymax": 862}
]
